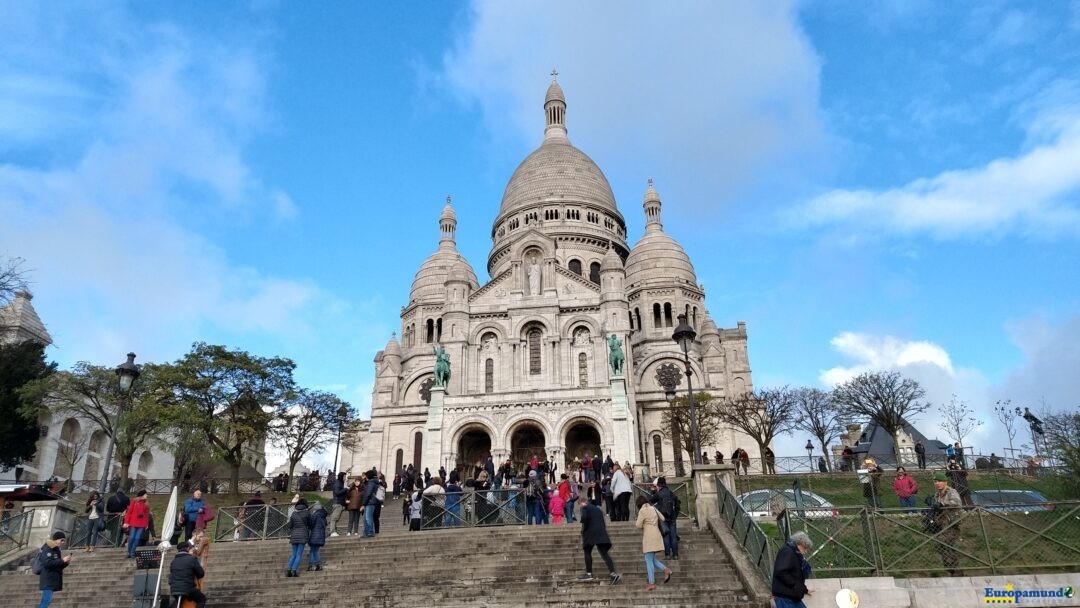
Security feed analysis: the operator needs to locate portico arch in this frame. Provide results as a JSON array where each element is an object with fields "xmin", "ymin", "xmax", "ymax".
[
  {"xmin": 507, "ymin": 419, "xmax": 547, "ymax": 471},
  {"xmin": 451, "ymin": 422, "xmax": 495, "ymax": 478},
  {"xmin": 563, "ymin": 418, "xmax": 603, "ymax": 468}
]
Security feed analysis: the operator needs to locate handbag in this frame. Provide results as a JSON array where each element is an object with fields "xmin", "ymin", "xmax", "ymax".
[{"xmin": 654, "ymin": 505, "xmax": 669, "ymax": 536}]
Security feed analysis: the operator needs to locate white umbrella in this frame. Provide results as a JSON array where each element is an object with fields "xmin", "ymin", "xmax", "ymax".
[{"xmin": 151, "ymin": 486, "xmax": 179, "ymax": 608}]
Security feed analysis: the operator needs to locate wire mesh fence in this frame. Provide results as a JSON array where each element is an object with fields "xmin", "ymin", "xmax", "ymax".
[
  {"xmin": 418, "ymin": 489, "xmax": 528, "ymax": 529},
  {"xmin": 631, "ymin": 482, "xmax": 695, "ymax": 520},
  {"xmin": 780, "ymin": 501, "xmax": 1080, "ymax": 578},
  {"xmin": 213, "ymin": 505, "xmax": 291, "ymax": 542},
  {"xmin": 68, "ymin": 513, "xmax": 124, "ymax": 548}
]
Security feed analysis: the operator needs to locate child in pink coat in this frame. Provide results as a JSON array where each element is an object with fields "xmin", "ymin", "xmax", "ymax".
[{"xmin": 549, "ymin": 489, "xmax": 565, "ymax": 525}]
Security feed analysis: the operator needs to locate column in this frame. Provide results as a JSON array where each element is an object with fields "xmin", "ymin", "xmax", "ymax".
[{"xmin": 424, "ymin": 386, "xmax": 447, "ymax": 471}]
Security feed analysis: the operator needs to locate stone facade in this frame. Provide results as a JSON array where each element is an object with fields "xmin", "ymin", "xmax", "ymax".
[{"xmin": 346, "ymin": 79, "xmax": 758, "ymax": 478}]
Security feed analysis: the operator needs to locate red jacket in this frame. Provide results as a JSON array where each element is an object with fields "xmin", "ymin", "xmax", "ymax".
[
  {"xmin": 124, "ymin": 498, "xmax": 150, "ymax": 529},
  {"xmin": 557, "ymin": 480, "xmax": 571, "ymax": 501},
  {"xmin": 893, "ymin": 474, "xmax": 919, "ymax": 499}
]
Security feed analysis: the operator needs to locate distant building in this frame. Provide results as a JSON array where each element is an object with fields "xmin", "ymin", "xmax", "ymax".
[{"xmin": 834, "ymin": 419, "xmax": 949, "ymax": 467}]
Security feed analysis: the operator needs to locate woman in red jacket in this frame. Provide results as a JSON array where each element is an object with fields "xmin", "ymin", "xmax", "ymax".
[
  {"xmin": 892, "ymin": 466, "xmax": 919, "ymax": 512},
  {"xmin": 123, "ymin": 491, "xmax": 151, "ymax": 558}
]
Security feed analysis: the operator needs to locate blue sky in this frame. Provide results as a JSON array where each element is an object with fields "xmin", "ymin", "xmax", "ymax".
[{"xmin": 2, "ymin": 1, "xmax": 1078, "ymax": 469}]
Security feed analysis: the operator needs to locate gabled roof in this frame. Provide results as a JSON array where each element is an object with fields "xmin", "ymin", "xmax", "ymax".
[
  {"xmin": 0, "ymin": 291, "xmax": 53, "ymax": 346},
  {"xmin": 850, "ymin": 417, "xmax": 949, "ymax": 458}
]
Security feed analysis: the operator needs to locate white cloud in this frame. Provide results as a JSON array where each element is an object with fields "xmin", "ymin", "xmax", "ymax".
[
  {"xmin": 439, "ymin": 0, "xmax": 825, "ymax": 209},
  {"xmin": 787, "ymin": 112, "xmax": 1080, "ymax": 239},
  {"xmin": 995, "ymin": 313, "xmax": 1080, "ymax": 411},
  {"xmin": 0, "ymin": 6, "xmax": 319, "ymax": 367},
  {"xmin": 820, "ymin": 332, "xmax": 955, "ymax": 387}
]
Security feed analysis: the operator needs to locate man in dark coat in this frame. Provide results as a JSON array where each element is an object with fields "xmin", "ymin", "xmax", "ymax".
[
  {"xmin": 329, "ymin": 472, "xmax": 348, "ymax": 537},
  {"xmin": 167, "ymin": 541, "xmax": 206, "ymax": 608},
  {"xmin": 577, "ymin": 497, "xmax": 621, "ymax": 584},
  {"xmin": 484, "ymin": 456, "xmax": 495, "ymax": 481},
  {"xmin": 591, "ymin": 453, "xmax": 602, "ymax": 481},
  {"xmin": 649, "ymin": 477, "xmax": 681, "ymax": 559},
  {"xmin": 771, "ymin": 532, "xmax": 813, "ymax": 607},
  {"xmin": 360, "ymin": 471, "xmax": 380, "ymax": 537},
  {"xmin": 105, "ymin": 489, "xmax": 129, "ymax": 514},
  {"xmin": 37, "ymin": 530, "xmax": 70, "ymax": 608}
]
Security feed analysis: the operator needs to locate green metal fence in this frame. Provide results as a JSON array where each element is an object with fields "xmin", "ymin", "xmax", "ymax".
[
  {"xmin": 781, "ymin": 501, "xmax": 1080, "ymax": 578},
  {"xmin": 68, "ymin": 513, "xmax": 124, "ymax": 548},
  {"xmin": 419, "ymin": 489, "xmax": 527, "ymax": 529},
  {"xmin": 213, "ymin": 505, "xmax": 291, "ymax": 541},
  {"xmin": 715, "ymin": 475, "xmax": 775, "ymax": 583}
]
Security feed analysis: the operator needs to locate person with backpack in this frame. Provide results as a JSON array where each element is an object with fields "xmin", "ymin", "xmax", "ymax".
[
  {"xmin": 306, "ymin": 502, "xmax": 327, "ymax": 572},
  {"xmin": 650, "ymin": 477, "xmax": 680, "ymax": 560},
  {"xmin": 35, "ymin": 530, "xmax": 70, "ymax": 608},
  {"xmin": 285, "ymin": 498, "xmax": 312, "ymax": 577},
  {"xmin": 123, "ymin": 490, "xmax": 150, "ymax": 558},
  {"xmin": 167, "ymin": 540, "xmax": 206, "ymax": 608},
  {"xmin": 577, "ymin": 496, "xmax": 621, "ymax": 585},
  {"xmin": 526, "ymin": 470, "xmax": 545, "ymax": 525}
]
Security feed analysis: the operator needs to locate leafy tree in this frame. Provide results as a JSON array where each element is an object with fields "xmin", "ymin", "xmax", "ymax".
[
  {"xmin": 166, "ymin": 343, "xmax": 295, "ymax": 495},
  {"xmin": 20, "ymin": 361, "xmax": 173, "ymax": 486},
  {"xmin": 938, "ymin": 395, "xmax": 983, "ymax": 449},
  {"xmin": 833, "ymin": 371, "xmax": 928, "ymax": 462},
  {"xmin": 716, "ymin": 387, "xmax": 799, "ymax": 462},
  {"xmin": 0, "ymin": 340, "xmax": 55, "ymax": 469},
  {"xmin": 660, "ymin": 391, "xmax": 724, "ymax": 472},
  {"xmin": 791, "ymin": 387, "xmax": 846, "ymax": 471},
  {"xmin": 270, "ymin": 389, "xmax": 353, "ymax": 483}
]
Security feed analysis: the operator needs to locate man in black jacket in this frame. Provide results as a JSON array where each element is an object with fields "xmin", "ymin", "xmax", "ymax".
[
  {"xmin": 771, "ymin": 532, "xmax": 813, "ymax": 608},
  {"xmin": 168, "ymin": 541, "xmax": 206, "ymax": 608},
  {"xmin": 649, "ymin": 477, "xmax": 681, "ymax": 559},
  {"xmin": 577, "ymin": 497, "xmax": 621, "ymax": 585},
  {"xmin": 37, "ymin": 531, "xmax": 70, "ymax": 608},
  {"xmin": 360, "ymin": 471, "xmax": 380, "ymax": 537}
]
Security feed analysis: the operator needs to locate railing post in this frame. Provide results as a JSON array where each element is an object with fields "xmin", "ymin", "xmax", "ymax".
[{"xmin": 977, "ymin": 508, "xmax": 995, "ymax": 575}]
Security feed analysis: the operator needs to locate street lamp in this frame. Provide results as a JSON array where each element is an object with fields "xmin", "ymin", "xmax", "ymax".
[
  {"xmin": 331, "ymin": 404, "xmax": 348, "ymax": 475},
  {"xmin": 99, "ymin": 352, "xmax": 140, "ymax": 495},
  {"xmin": 671, "ymin": 314, "xmax": 701, "ymax": 467},
  {"xmin": 805, "ymin": 440, "xmax": 814, "ymax": 471}
]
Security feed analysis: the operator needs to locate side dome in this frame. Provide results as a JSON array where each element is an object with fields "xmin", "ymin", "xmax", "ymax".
[
  {"xmin": 409, "ymin": 249, "xmax": 478, "ymax": 304},
  {"xmin": 498, "ymin": 140, "xmax": 618, "ymax": 218},
  {"xmin": 625, "ymin": 180, "xmax": 697, "ymax": 288}
]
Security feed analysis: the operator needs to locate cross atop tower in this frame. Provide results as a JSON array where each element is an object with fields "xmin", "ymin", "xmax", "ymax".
[{"xmin": 550, "ymin": 68, "xmax": 558, "ymax": 82}]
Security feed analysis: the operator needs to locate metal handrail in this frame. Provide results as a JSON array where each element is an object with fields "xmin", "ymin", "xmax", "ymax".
[
  {"xmin": 0, "ymin": 509, "xmax": 35, "ymax": 560},
  {"xmin": 213, "ymin": 505, "xmax": 291, "ymax": 542},
  {"xmin": 631, "ymin": 482, "xmax": 695, "ymax": 519},
  {"xmin": 418, "ymin": 489, "xmax": 527, "ymax": 529},
  {"xmin": 714, "ymin": 474, "xmax": 775, "ymax": 583},
  {"xmin": 68, "ymin": 513, "xmax": 124, "ymax": 548}
]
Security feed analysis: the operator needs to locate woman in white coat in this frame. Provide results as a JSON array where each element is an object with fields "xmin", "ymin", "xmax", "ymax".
[{"xmin": 635, "ymin": 496, "xmax": 672, "ymax": 591}]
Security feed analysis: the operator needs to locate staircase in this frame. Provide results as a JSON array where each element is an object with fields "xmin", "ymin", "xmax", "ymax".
[{"xmin": 1, "ymin": 520, "xmax": 765, "ymax": 607}]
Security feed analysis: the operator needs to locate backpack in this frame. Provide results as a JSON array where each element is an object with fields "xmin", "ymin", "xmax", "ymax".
[{"xmin": 30, "ymin": 548, "xmax": 47, "ymax": 575}]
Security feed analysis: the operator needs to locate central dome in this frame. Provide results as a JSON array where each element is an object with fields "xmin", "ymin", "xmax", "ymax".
[{"xmin": 498, "ymin": 139, "xmax": 618, "ymax": 218}]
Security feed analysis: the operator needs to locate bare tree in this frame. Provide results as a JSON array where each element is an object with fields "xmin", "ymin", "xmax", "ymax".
[
  {"xmin": 938, "ymin": 395, "xmax": 983, "ymax": 449},
  {"xmin": 716, "ymin": 387, "xmax": 799, "ymax": 461},
  {"xmin": 992, "ymin": 399, "xmax": 1019, "ymax": 457},
  {"xmin": 54, "ymin": 430, "xmax": 90, "ymax": 491},
  {"xmin": 833, "ymin": 371, "xmax": 928, "ymax": 462},
  {"xmin": 0, "ymin": 256, "xmax": 29, "ymax": 306},
  {"xmin": 270, "ymin": 389, "xmax": 353, "ymax": 483},
  {"xmin": 791, "ymin": 387, "xmax": 846, "ymax": 471},
  {"xmin": 660, "ymin": 392, "xmax": 725, "ymax": 469}
]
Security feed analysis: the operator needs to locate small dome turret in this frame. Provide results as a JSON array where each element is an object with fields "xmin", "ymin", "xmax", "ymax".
[
  {"xmin": 409, "ymin": 199, "xmax": 479, "ymax": 304},
  {"xmin": 626, "ymin": 180, "xmax": 697, "ymax": 289}
]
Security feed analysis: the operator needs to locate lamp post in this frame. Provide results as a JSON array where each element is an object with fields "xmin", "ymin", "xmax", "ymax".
[
  {"xmin": 331, "ymin": 404, "xmax": 348, "ymax": 475},
  {"xmin": 805, "ymin": 440, "xmax": 814, "ymax": 471},
  {"xmin": 671, "ymin": 314, "xmax": 701, "ymax": 467},
  {"xmin": 1017, "ymin": 406, "xmax": 1044, "ymax": 460},
  {"xmin": 99, "ymin": 352, "xmax": 140, "ymax": 495}
]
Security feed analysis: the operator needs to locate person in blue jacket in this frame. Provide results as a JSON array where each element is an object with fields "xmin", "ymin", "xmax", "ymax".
[{"xmin": 181, "ymin": 489, "xmax": 206, "ymax": 543}]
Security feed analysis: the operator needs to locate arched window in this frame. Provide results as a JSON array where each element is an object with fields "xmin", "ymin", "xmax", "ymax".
[
  {"xmin": 436, "ymin": 318, "xmax": 443, "ymax": 343},
  {"xmin": 137, "ymin": 450, "xmax": 154, "ymax": 480},
  {"xmin": 653, "ymin": 434, "xmax": 664, "ymax": 474},
  {"xmin": 485, "ymin": 358, "xmax": 494, "ymax": 393},
  {"xmin": 578, "ymin": 352, "xmax": 588, "ymax": 387},
  {"xmin": 426, "ymin": 319, "xmax": 434, "ymax": 343},
  {"xmin": 653, "ymin": 303, "xmax": 662, "ymax": 328},
  {"xmin": 413, "ymin": 432, "xmax": 423, "ymax": 469},
  {"xmin": 395, "ymin": 449, "xmax": 404, "ymax": 473},
  {"xmin": 589, "ymin": 262, "xmax": 601, "ymax": 284},
  {"xmin": 692, "ymin": 306, "xmax": 698, "ymax": 328},
  {"xmin": 635, "ymin": 308, "xmax": 642, "ymax": 332},
  {"xmin": 628, "ymin": 311, "xmax": 634, "ymax": 330},
  {"xmin": 568, "ymin": 259, "xmax": 582, "ymax": 276},
  {"xmin": 664, "ymin": 303, "xmax": 674, "ymax": 327},
  {"xmin": 528, "ymin": 328, "xmax": 542, "ymax": 375}
]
